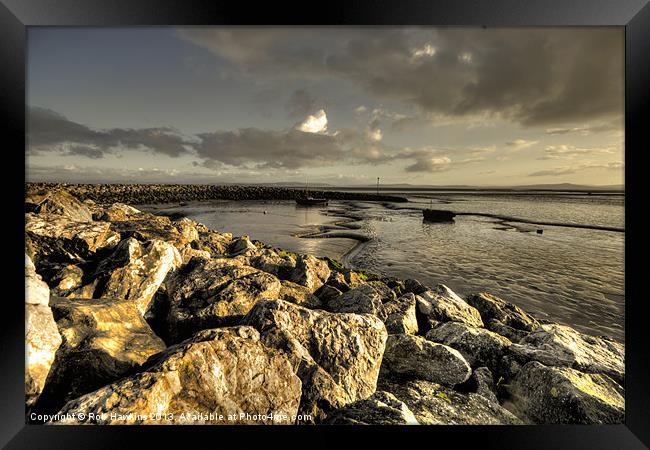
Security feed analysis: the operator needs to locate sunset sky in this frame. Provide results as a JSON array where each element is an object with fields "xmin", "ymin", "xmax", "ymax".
[{"xmin": 26, "ymin": 27, "xmax": 624, "ymax": 186}]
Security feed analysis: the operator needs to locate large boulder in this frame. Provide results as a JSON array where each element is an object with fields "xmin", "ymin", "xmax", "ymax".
[
  {"xmin": 193, "ymin": 223, "xmax": 232, "ymax": 256},
  {"xmin": 25, "ymin": 254, "xmax": 50, "ymax": 306},
  {"xmin": 378, "ymin": 377, "xmax": 522, "ymax": 425},
  {"xmin": 108, "ymin": 214, "xmax": 198, "ymax": 252},
  {"xmin": 164, "ymin": 258, "xmax": 281, "ymax": 341},
  {"xmin": 425, "ymin": 322, "xmax": 511, "ymax": 373},
  {"xmin": 278, "ymin": 280, "xmax": 323, "ymax": 309},
  {"xmin": 417, "ymin": 285, "xmax": 483, "ymax": 328},
  {"xmin": 383, "ymin": 293, "xmax": 419, "ymax": 335},
  {"xmin": 37, "ymin": 297, "xmax": 167, "ymax": 412},
  {"xmin": 229, "ymin": 236, "xmax": 258, "ymax": 256},
  {"xmin": 25, "ymin": 213, "xmax": 120, "ymax": 265},
  {"xmin": 75, "ymin": 238, "xmax": 182, "ymax": 316},
  {"xmin": 289, "ymin": 254, "xmax": 330, "ymax": 292},
  {"xmin": 249, "ymin": 249, "xmax": 297, "ymax": 278},
  {"xmin": 54, "ymin": 327, "xmax": 302, "ymax": 424},
  {"xmin": 27, "ymin": 189, "xmax": 93, "ymax": 222},
  {"xmin": 327, "ymin": 283, "xmax": 387, "ymax": 320},
  {"xmin": 42, "ymin": 263, "xmax": 85, "ymax": 297},
  {"xmin": 96, "ymin": 203, "xmax": 142, "ymax": 222},
  {"xmin": 324, "ymin": 391, "xmax": 419, "ymax": 425},
  {"xmin": 243, "ymin": 299, "xmax": 388, "ymax": 422},
  {"xmin": 380, "ymin": 334, "xmax": 471, "ymax": 386},
  {"xmin": 506, "ymin": 361, "xmax": 624, "ymax": 424},
  {"xmin": 466, "ymin": 292, "xmax": 540, "ymax": 339},
  {"xmin": 507, "ymin": 324, "xmax": 624, "ymax": 384}
]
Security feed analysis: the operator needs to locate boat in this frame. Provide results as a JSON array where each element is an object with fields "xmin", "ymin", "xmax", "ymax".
[
  {"xmin": 295, "ymin": 178, "xmax": 328, "ymax": 206},
  {"xmin": 296, "ymin": 197, "xmax": 329, "ymax": 206},
  {"xmin": 422, "ymin": 208, "xmax": 455, "ymax": 222}
]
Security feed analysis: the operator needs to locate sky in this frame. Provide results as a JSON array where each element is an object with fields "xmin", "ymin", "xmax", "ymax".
[{"xmin": 26, "ymin": 27, "xmax": 625, "ymax": 186}]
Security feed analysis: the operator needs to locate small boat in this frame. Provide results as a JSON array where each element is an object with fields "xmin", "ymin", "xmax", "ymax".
[
  {"xmin": 296, "ymin": 197, "xmax": 329, "ymax": 206},
  {"xmin": 422, "ymin": 208, "xmax": 455, "ymax": 222}
]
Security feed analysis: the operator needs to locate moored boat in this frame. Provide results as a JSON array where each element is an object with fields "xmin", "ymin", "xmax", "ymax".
[{"xmin": 422, "ymin": 208, "xmax": 455, "ymax": 222}]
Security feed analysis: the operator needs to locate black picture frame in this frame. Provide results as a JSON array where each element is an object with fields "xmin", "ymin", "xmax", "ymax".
[{"xmin": 2, "ymin": 0, "xmax": 649, "ymax": 448}]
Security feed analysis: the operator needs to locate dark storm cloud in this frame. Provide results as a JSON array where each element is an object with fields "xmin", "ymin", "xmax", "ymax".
[
  {"xmin": 178, "ymin": 27, "xmax": 623, "ymax": 127},
  {"xmin": 285, "ymin": 89, "xmax": 319, "ymax": 119},
  {"xmin": 28, "ymin": 107, "xmax": 194, "ymax": 157}
]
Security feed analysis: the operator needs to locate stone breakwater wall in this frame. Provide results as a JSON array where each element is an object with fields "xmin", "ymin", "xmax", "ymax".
[
  {"xmin": 24, "ymin": 188, "xmax": 625, "ymax": 426},
  {"xmin": 25, "ymin": 183, "xmax": 408, "ymax": 204}
]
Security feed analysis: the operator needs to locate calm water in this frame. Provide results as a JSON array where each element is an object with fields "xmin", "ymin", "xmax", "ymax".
[{"xmin": 148, "ymin": 192, "xmax": 624, "ymax": 342}]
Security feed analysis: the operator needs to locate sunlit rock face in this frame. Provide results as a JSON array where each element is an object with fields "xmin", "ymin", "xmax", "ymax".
[
  {"xmin": 506, "ymin": 361, "xmax": 624, "ymax": 424},
  {"xmin": 35, "ymin": 297, "xmax": 167, "ymax": 413},
  {"xmin": 53, "ymin": 327, "xmax": 302, "ymax": 424},
  {"xmin": 25, "ymin": 255, "xmax": 61, "ymax": 409},
  {"xmin": 243, "ymin": 299, "xmax": 388, "ymax": 422},
  {"xmin": 417, "ymin": 285, "xmax": 484, "ymax": 329}
]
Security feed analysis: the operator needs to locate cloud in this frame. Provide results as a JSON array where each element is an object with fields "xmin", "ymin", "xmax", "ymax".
[
  {"xmin": 177, "ymin": 27, "xmax": 623, "ymax": 127},
  {"xmin": 538, "ymin": 144, "xmax": 617, "ymax": 160},
  {"xmin": 286, "ymin": 89, "xmax": 318, "ymax": 119},
  {"xmin": 506, "ymin": 139, "xmax": 539, "ymax": 150},
  {"xmin": 28, "ymin": 107, "xmax": 194, "ymax": 158},
  {"xmin": 529, "ymin": 161, "xmax": 623, "ymax": 177},
  {"xmin": 354, "ymin": 105, "xmax": 367, "ymax": 114},
  {"xmin": 544, "ymin": 122, "xmax": 620, "ymax": 135},
  {"xmin": 295, "ymin": 109, "xmax": 328, "ymax": 133},
  {"xmin": 404, "ymin": 155, "xmax": 452, "ymax": 173}
]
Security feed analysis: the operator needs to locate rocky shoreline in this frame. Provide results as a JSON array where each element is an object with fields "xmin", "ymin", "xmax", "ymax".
[
  {"xmin": 26, "ymin": 182, "xmax": 408, "ymax": 205},
  {"xmin": 25, "ymin": 186, "xmax": 625, "ymax": 425}
]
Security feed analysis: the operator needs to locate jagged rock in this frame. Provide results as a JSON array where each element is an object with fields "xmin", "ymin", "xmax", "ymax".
[
  {"xmin": 38, "ymin": 297, "xmax": 167, "ymax": 411},
  {"xmin": 403, "ymin": 278, "xmax": 428, "ymax": 295},
  {"xmin": 229, "ymin": 236, "xmax": 258, "ymax": 256},
  {"xmin": 25, "ymin": 254, "xmax": 50, "ymax": 306},
  {"xmin": 179, "ymin": 246, "xmax": 211, "ymax": 265},
  {"xmin": 79, "ymin": 238, "xmax": 182, "ymax": 315},
  {"xmin": 193, "ymin": 223, "xmax": 232, "ymax": 256},
  {"xmin": 25, "ymin": 213, "xmax": 121, "ymax": 264},
  {"xmin": 366, "ymin": 281, "xmax": 397, "ymax": 303},
  {"xmin": 28, "ymin": 189, "xmax": 93, "ymax": 222},
  {"xmin": 54, "ymin": 327, "xmax": 302, "ymax": 424},
  {"xmin": 485, "ymin": 318, "xmax": 530, "ymax": 342},
  {"xmin": 378, "ymin": 377, "xmax": 522, "ymax": 425},
  {"xmin": 39, "ymin": 263, "xmax": 84, "ymax": 297},
  {"xmin": 380, "ymin": 334, "xmax": 471, "ymax": 386},
  {"xmin": 96, "ymin": 203, "xmax": 142, "ymax": 222},
  {"xmin": 324, "ymin": 391, "xmax": 419, "ymax": 425},
  {"xmin": 325, "ymin": 271, "xmax": 352, "ymax": 292},
  {"xmin": 507, "ymin": 324, "xmax": 624, "ymax": 384},
  {"xmin": 243, "ymin": 300, "xmax": 387, "ymax": 422},
  {"xmin": 314, "ymin": 283, "xmax": 343, "ymax": 304},
  {"xmin": 507, "ymin": 361, "xmax": 624, "ymax": 424},
  {"xmin": 466, "ymin": 367, "xmax": 499, "ymax": 403},
  {"xmin": 417, "ymin": 285, "xmax": 484, "ymax": 328},
  {"xmin": 425, "ymin": 322, "xmax": 511, "ymax": 373},
  {"xmin": 164, "ymin": 258, "xmax": 281, "ymax": 341},
  {"xmin": 466, "ymin": 293, "xmax": 540, "ymax": 336},
  {"xmin": 289, "ymin": 254, "xmax": 331, "ymax": 292},
  {"xmin": 108, "ymin": 214, "xmax": 198, "ymax": 252},
  {"xmin": 278, "ymin": 280, "xmax": 323, "ymax": 308},
  {"xmin": 327, "ymin": 283, "xmax": 387, "ymax": 320},
  {"xmin": 249, "ymin": 249, "xmax": 297, "ymax": 278},
  {"xmin": 383, "ymin": 293, "xmax": 418, "ymax": 335}
]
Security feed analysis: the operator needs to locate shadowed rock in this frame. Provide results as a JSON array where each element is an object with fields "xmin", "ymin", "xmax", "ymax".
[
  {"xmin": 466, "ymin": 292, "xmax": 540, "ymax": 338},
  {"xmin": 383, "ymin": 293, "xmax": 419, "ymax": 335},
  {"xmin": 289, "ymin": 254, "xmax": 331, "ymax": 292},
  {"xmin": 53, "ymin": 327, "xmax": 302, "ymax": 424},
  {"xmin": 327, "ymin": 283, "xmax": 387, "ymax": 320},
  {"xmin": 417, "ymin": 285, "xmax": 484, "ymax": 328},
  {"xmin": 324, "ymin": 391, "xmax": 419, "ymax": 425},
  {"xmin": 27, "ymin": 189, "xmax": 93, "ymax": 222}
]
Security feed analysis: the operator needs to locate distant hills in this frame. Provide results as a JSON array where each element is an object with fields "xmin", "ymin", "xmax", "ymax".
[{"xmin": 254, "ymin": 182, "xmax": 624, "ymax": 192}]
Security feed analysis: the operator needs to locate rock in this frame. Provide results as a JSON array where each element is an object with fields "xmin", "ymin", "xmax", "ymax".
[
  {"xmin": 366, "ymin": 281, "xmax": 397, "ymax": 303},
  {"xmin": 380, "ymin": 334, "xmax": 471, "ymax": 386},
  {"xmin": 249, "ymin": 249, "xmax": 297, "ymax": 279},
  {"xmin": 179, "ymin": 246, "xmax": 211, "ymax": 265},
  {"xmin": 82, "ymin": 238, "xmax": 182, "ymax": 315},
  {"xmin": 108, "ymin": 214, "xmax": 198, "ymax": 252},
  {"xmin": 485, "ymin": 318, "xmax": 530, "ymax": 342},
  {"xmin": 164, "ymin": 258, "xmax": 281, "ymax": 341},
  {"xmin": 39, "ymin": 263, "xmax": 85, "ymax": 297},
  {"xmin": 229, "ymin": 236, "xmax": 258, "ymax": 256},
  {"xmin": 507, "ymin": 361, "xmax": 624, "ymax": 424},
  {"xmin": 29, "ymin": 189, "xmax": 93, "ymax": 222},
  {"xmin": 324, "ymin": 391, "xmax": 419, "ymax": 425},
  {"xmin": 37, "ymin": 297, "xmax": 167, "ymax": 411},
  {"xmin": 193, "ymin": 223, "xmax": 232, "ymax": 256},
  {"xmin": 462, "ymin": 367, "xmax": 499, "ymax": 404},
  {"xmin": 25, "ymin": 213, "xmax": 121, "ymax": 264},
  {"xmin": 25, "ymin": 298, "xmax": 62, "ymax": 409},
  {"xmin": 403, "ymin": 278, "xmax": 428, "ymax": 295},
  {"xmin": 243, "ymin": 299, "xmax": 387, "ymax": 422},
  {"xmin": 25, "ymin": 254, "xmax": 50, "ymax": 305},
  {"xmin": 378, "ymin": 377, "xmax": 522, "ymax": 425},
  {"xmin": 314, "ymin": 283, "xmax": 343, "ymax": 304},
  {"xmin": 96, "ymin": 203, "xmax": 142, "ymax": 222},
  {"xmin": 466, "ymin": 292, "xmax": 540, "ymax": 335},
  {"xmin": 425, "ymin": 322, "xmax": 511, "ymax": 373},
  {"xmin": 383, "ymin": 293, "xmax": 419, "ymax": 335},
  {"xmin": 54, "ymin": 327, "xmax": 302, "ymax": 424},
  {"xmin": 327, "ymin": 283, "xmax": 387, "ymax": 320},
  {"xmin": 507, "ymin": 324, "xmax": 625, "ymax": 384},
  {"xmin": 289, "ymin": 254, "xmax": 331, "ymax": 292},
  {"xmin": 417, "ymin": 285, "xmax": 484, "ymax": 328},
  {"xmin": 278, "ymin": 280, "xmax": 323, "ymax": 309},
  {"xmin": 325, "ymin": 271, "xmax": 352, "ymax": 292}
]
